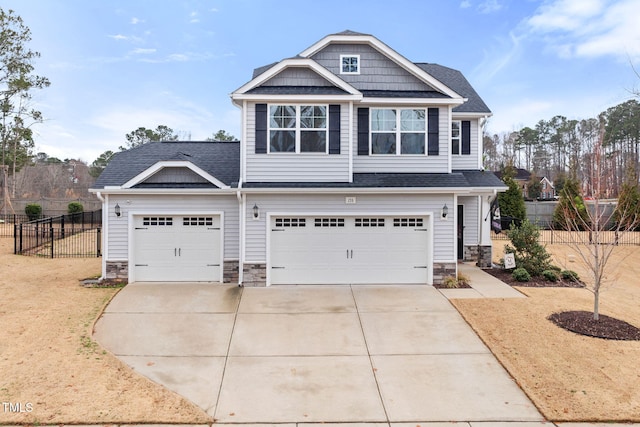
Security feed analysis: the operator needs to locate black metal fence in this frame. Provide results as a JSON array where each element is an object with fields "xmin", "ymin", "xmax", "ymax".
[{"xmin": 13, "ymin": 210, "xmax": 102, "ymax": 258}]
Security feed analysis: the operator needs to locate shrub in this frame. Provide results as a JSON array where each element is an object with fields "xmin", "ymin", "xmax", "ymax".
[
  {"xmin": 561, "ymin": 270, "xmax": 580, "ymax": 281},
  {"xmin": 68, "ymin": 201, "xmax": 84, "ymax": 214},
  {"xmin": 512, "ymin": 267, "xmax": 531, "ymax": 282},
  {"xmin": 504, "ymin": 220, "xmax": 553, "ymax": 276},
  {"xmin": 441, "ymin": 275, "xmax": 459, "ymax": 288},
  {"xmin": 542, "ymin": 269, "xmax": 559, "ymax": 282},
  {"xmin": 25, "ymin": 204, "xmax": 42, "ymax": 221}
]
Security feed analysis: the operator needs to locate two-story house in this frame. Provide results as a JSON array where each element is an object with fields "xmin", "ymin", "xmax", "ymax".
[{"xmin": 91, "ymin": 31, "xmax": 506, "ymax": 286}]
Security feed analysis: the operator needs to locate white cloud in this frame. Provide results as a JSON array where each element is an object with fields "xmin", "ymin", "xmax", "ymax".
[
  {"xmin": 130, "ymin": 48, "xmax": 156, "ymax": 55},
  {"xmin": 478, "ymin": 0, "xmax": 502, "ymax": 14},
  {"xmin": 108, "ymin": 34, "xmax": 128, "ymax": 41},
  {"xmin": 460, "ymin": 0, "xmax": 472, "ymax": 9},
  {"xmin": 130, "ymin": 17, "xmax": 144, "ymax": 24},
  {"xmin": 526, "ymin": 0, "xmax": 640, "ymax": 61},
  {"xmin": 472, "ymin": 31, "xmax": 523, "ymax": 85}
]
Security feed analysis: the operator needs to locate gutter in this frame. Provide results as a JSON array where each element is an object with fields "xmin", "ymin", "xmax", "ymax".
[
  {"xmin": 95, "ymin": 191, "xmax": 107, "ymax": 281},
  {"xmin": 236, "ymin": 180, "xmax": 244, "ymax": 286}
]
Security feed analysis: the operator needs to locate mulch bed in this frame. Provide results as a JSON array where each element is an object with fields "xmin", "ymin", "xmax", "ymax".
[
  {"xmin": 485, "ymin": 267, "xmax": 585, "ymax": 288},
  {"xmin": 549, "ymin": 311, "xmax": 640, "ymax": 341}
]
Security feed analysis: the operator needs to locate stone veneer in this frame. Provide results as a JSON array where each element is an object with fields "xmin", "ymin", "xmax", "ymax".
[
  {"xmin": 223, "ymin": 261, "xmax": 239, "ymax": 283},
  {"xmin": 105, "ymin": 260, "xmax": 240, "ymax": 283},
  {"xmin": 242, "ymin": 263, "xmax": 267, "ymax": 287},
  {"xmin": 432, "ymin": 262, "xmax": 457, "ymax": 285},
  {"xmin": 476, "ymin": 245, "xmax": 493, "ymax": 268}
]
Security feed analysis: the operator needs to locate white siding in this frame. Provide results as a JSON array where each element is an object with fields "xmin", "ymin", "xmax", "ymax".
[
  {"xmin": 451, "ymin": 118, "xmax": 481, "ymax": 170},
  {"xmin": 311, "ymin": 44, "xmax": 434, "ymax": 91},
  {"xmin": 106, "ymin": 194, "xmax": 239, "ymax": 261},
  {"xmin": 459, "ymin": 196, "xmax": 479, "ymax": 245},
  {"xmin": 245, "ymin": 193, "xmax": 455, "ymax": 263},
  {"xmin": 245, "ymin": 102, "xmax": 351, "ymax": 182},
  {"xmin": 352, "ymin": 105, "xmax": 450, "ymax": 173}
]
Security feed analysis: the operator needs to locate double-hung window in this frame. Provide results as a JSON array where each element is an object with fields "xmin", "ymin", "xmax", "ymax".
[
  {"xmin": 451, "ymin": 120, "xmax": 461, "ymax": 155},
  {"xmin": 370, "ymin": 108, "xmax": 426, "ymax": 155},
  {"xmin": 269, "ymin": 105, "xmax": 328, "ymax": 153}
]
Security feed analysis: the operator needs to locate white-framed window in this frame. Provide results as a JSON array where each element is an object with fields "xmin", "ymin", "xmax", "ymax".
[
  {"xmin": 370, "ymin": 108, "xmax": 426, "ymax": 155},
  {"xmin": 340, "ymin": 55, "xmax": 360, "ymax": 74},
  {"xmin": 269, "ymin": 105, "xmax": 328, "ymax": 153},
  {"xmin": 451, "ymin": 120, "xmax": 461, "ymax": 155}
]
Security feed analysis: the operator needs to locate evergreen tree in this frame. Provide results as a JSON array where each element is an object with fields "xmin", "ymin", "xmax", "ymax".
[
  {"xmin": 498, "ymin": 166, "xmax": 526, "ymax": 225},
  {"xmin": 552, "ymin": 178, "xmax": 589, "ymax": 230},
  {"xmin": 614, "ymin": 178, "xmax": 640, "ymax": 231}
]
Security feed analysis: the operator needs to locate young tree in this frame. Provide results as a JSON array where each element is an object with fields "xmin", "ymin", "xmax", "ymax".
[
  {"xmin": 554, "ymin": 126, "xmax": 640, "ymax": 320},
  {"xmin": 0, "ymin": 8, "xmax": 50, "ymax": 212},
  {"xmin": 553, "ymin": 177, "xmax": 589, "ymax": 230},
  {"xmin": 498, "ymin": 165, "xmax": 526, "ymax": 224}
]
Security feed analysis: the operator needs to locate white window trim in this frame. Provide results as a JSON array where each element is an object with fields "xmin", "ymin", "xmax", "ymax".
[
  {"xmin": 369, "ymin": 108, "xmax": 427, "ymax": 156},
  {"xmin": 451, "ymin": 120, "xmax": 461, "ymax": 156},
  {"xmin": 340, "ymin": 54, "xmax": 360, "ymax": 75},
  {"xmin": 267, "ymin": 104, "xmax": 329, "ymax": 154}
]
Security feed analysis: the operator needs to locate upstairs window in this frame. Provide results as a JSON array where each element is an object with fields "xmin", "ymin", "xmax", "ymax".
[
  {"xmin": 370, "ymin": 108, "xmax": 426, "ymax": 155},
  {"xmin": 269, "ymin": 105, "xmax": 327, "ymax": 153},
  {"xmin": 451, "ymin": 120, "xmax": 461, "ymax": 155},
  {"xmin": 340, "ymin": 55, "xmax": 360, "ymax": 74}
]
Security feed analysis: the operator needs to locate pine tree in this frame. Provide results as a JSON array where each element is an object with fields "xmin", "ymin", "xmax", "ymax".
[
  {"xmin": 552, "ymin": 178, "xmax": 589, "ymax": 230},
  {"xmin": 498, "ymin": 166, "xmax": 526, "ymax": 225}
]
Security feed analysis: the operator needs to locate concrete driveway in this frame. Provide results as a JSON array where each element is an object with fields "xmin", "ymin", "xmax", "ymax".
[{"xmin": 94, "ymin": 282, "xmax": 544, "ymax": 424}]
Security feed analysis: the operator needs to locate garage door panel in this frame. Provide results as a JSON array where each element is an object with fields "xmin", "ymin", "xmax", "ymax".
[
  {"xmin": 270, "ymin": 216, "xmax": 430, "ymax": 285},
  {"xmin": 133, "ymin": 215, "xmax": 222, "ymax": 282}
]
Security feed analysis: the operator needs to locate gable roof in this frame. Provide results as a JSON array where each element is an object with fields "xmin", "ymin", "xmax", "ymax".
[{"xmin": 92, "ymin": 141, "xmax": 240, "ymax": 190}]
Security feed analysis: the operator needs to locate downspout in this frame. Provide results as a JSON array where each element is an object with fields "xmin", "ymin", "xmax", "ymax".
[
  {"xmin": 96, "ymin": 191, "xmax": 107, "ymax": 281},
  {"xmin": 237, "ymin": 181, "xmax": 244, "ymax": 286}
]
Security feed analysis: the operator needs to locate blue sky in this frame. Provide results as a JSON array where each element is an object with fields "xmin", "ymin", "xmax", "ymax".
[{"xmin": 3, "ymin": 0, "xmax": 640, "ymax": 163}]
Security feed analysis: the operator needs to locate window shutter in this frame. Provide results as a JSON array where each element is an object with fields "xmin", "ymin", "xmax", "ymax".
[
  {"xmin": 329, "ymin": 104, "xmax": 340, "ymax": 154},
  {"xmin": 255, "ymin": 103, "xmax": 267, "ymax": 154},
  {"xmin": 357, "ymin": 108, "xmax": 369, "ymax": 155},
  {"xmin": 462, "ymin": 121, "xmax": 471, "ymax": 155},
  {"xmin": 427, "ymin": 107, "xmax": 439, "ymax": 155}
]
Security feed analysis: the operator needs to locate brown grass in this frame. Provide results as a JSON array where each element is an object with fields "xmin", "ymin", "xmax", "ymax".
[
  {"xmin": 0, "ymin": 239, "xmax": 211, "ymax": 424},
  {"xmin": 452, "ymin": 240, "xmax": 640, "ymax": 421}
]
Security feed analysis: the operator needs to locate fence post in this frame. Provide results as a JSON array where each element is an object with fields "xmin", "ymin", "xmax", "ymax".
[
  {"xmin": 97, "ymin": 227, "xmax": 101, "ymax": 257},
  {"xmin": 14, "ymin": 223, "xmax": 17, "ymax": 254},
  {"xmin": 50, "ymin": 219, "xmax": 54, "ymax": 259}
]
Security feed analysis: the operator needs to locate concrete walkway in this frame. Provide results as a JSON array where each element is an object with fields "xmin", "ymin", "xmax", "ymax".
[{"xmin": 94, "ymin": 276, "xmax": 544, "ymax": 424}]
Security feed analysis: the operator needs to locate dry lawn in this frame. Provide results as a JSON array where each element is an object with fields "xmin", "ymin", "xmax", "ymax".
[
  {"xmin": 452, "ymin": 239, "xmax": 640, "ymax": 421},
  {"xmin": 0, "ymin": 239, "xmax": 211, "ymax": 424}
]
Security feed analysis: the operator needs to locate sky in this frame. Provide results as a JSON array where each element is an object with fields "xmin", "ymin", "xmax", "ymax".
[{"xmin": 2, "ymin": 0, "xmax": 640, "ymax": 164}]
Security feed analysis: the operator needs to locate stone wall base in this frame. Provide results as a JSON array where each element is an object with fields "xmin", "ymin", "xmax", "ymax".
[
  {"xmin": 224, "ymin": 261, "xmax": 239, "ymax": 283},
  {"xmin": 463, "ymin": 245, "xmax": 479, "ymax": 262},
  {"xmin": 433, "ymin": 262, "xmax": 457, "ymax": 285},
  {"xmin": 476, "ymin": 245, "xmax": 493, "ymax": 269},
  {"xmin": 106, "ymin": 261, "xmax": 128, "ymax": 280},
  {"xmin": 242, "ymin": 263, "xmax": 267, "ymax": 287}
]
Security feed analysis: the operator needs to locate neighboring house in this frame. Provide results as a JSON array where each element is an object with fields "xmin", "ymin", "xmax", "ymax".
[
  {"xmin": 91, "ymin": 31, "xmax": 506, "ymax": 286},
  {"xmin": 539, "ymin": 176, "xmax": 555, "ymax": 200},
  {"xmin": 494, "ymin": 168, "xmax": 532, "ymax": 196}
]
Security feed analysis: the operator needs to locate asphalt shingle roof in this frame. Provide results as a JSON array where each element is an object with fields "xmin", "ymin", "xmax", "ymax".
[{"xmin": 93, "ymin": 141, "xmax": 240, "ymax": 189}]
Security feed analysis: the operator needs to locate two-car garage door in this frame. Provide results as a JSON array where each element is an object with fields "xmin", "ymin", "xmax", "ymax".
[
  {"xmin": 270, "ymin": 215, "xmax": 431, "ymax": 285},
  {"xmin": 132, "ymin": 215, "xmax": 222, "ymax": 282}
]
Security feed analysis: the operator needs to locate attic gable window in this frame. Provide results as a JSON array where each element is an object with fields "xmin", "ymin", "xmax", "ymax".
[{"xmin": 340, "ymin": 55, "xmax": 360, "ymax": 74}]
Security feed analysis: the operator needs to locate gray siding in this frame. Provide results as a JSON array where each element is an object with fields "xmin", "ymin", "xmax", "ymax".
[
  {"xmin": 451, "ymin": 118, "xmax": 481, "ymax": 170},
  {"xmin": 106, "ymin": 194, "xmax": 239, "ymax": 261},
  {"xmin": 245, "ymin": 102, "xmax": 351, "ymax": 182},
  {"xmin": 311, "ymin": 44, "xmax": 434, "ymax": 92},
  {"xmin": 262, "ymin": 67, "xmax": 333, "ymax": 87},
  {"xmin": 459, "ymin": 196, "xmax": 479, "ymax": 245},
  {"xmin": 144, "ymin": 167, "xmax": 210, "ymax": 184},
  {"xmin": 244, "ymin": 193, "xmax": 455, "ymax": 263},
  {"xmin": 353, "ymin": 105, "xmax": 450, "ymax": 173}
]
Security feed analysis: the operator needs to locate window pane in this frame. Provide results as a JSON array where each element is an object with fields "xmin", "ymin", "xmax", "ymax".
[
  {"xmin": 300, "ymin": 130, "xmax": 327, "ymax": 152},
  {"xmin": 300, "ymin": 105, "xmax": 326, "ymax": 129},
  {"xmin": 371, "ymin": 109, "xmax": 396, "ymax": 131},
  {"xmin": 400, "ymin": 109, "xmax": 425, "ymax": 131},
  {"xmin": 270, "ymin": 105, "xmax": 296, "ymax": 128},
  {"xmin": 401, "ymin": 134, "xmax": 425, "ymax": 154},
  {"xmin": 270, "ymin": 130, "xmax": 295, "ymax": 152},
  {"xmin": 342, "ymin": 56, "xmax": 358, "ymax": 73},
  {"xmin": 451, "ymin": 138, "xmax": 460, "ymax": 155},
  {"xmin": 371, "ymin": 133, "xmax": 396, "ymax": 154},
  {"xmin": 451, "ymin": 121, "xmax": 460, "ymax": 138}
]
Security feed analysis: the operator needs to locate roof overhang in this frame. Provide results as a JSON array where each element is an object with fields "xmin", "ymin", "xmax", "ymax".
[
  {"xmin": 239, "ymin": 186, "xmax": 506, "ymax": 195},
  {"xmin": 120, "ymin": 160, "xmax": 231, "ymax": 190},
  {"xmin": 299, "ymin": 33, "xmax": 464, "ymax": 101}
]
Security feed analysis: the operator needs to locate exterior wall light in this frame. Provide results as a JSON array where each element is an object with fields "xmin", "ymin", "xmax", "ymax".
[
  {"xmin": 442, "ymin": 204, "xmax": 448, "ymax": 219},
  {"xmin": 253, "ymin": 204, "xmax": 259, "ymax": 219},
  {"xmin": 115, "ymin": 203, "xmax": 121, "ymax": 217}
]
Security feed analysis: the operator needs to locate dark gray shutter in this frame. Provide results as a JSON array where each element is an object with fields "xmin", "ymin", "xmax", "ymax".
[
  {"xmin": 357, "ymin": 108, "xmax": 369, "ymax": 156},
  {"xmin": 462, "ymin": 121, "xmax": 471, "ymax": 155},
  {"xmin": 255, "ymin": 103, "xmax": 267, "ymax": 154},
  {"xmin": 329, "ymin": 104, "xmax": 340, "ymax": 154},
  {"xmin": 427, "ymin": 107, "xmax": 439, "ymax": 155}
]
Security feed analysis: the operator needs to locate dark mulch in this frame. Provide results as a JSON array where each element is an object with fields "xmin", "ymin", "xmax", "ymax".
[
  {"xmin": 549, "ymin": 311, "xmax": 640, "ymax": 340},
  {"xmin": 485, "ymin": 267, "xmax": 585, "ymax": 288}
]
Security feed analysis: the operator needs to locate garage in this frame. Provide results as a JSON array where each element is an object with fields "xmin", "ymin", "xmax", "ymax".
[
  {"xmin": 269, "ymin": 215, "xmax": 431, "ymax": 285},
  {"xmin": 132, "ymin": 215, "xmax": 222, "ymax": 282}
]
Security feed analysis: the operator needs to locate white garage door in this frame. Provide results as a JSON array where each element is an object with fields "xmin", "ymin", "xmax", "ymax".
[
  {"xmin": 133, "ymin": 215, "xmax": 222, "ymax": 282},
  {"xmin": 270, "ymin": 215, "xmax": 430, "ymax": 285}
]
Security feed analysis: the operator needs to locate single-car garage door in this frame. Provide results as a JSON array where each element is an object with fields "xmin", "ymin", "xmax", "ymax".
[
  {"xmin": 269, "ymin": 215, "xmax": 430, "ymax": 285},
  {"xmin": 133, "ymin": 215, "xmax": 222, "ymax": 282}
]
